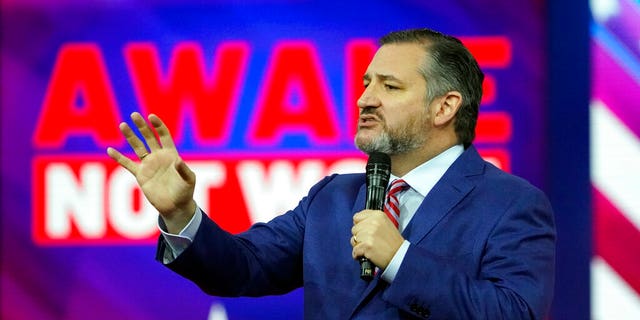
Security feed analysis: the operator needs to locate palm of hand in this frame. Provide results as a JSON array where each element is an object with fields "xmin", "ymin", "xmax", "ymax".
[{"xmin": 136, "ymin": 149, "xmax": 191, "ymax": 215}]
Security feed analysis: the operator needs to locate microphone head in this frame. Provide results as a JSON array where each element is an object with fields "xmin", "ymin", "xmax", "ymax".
[
  {"xmin": 365, "ymin": 152, "xmax": 391, "ymax": 211},
  {"xmin": 366, "ymin": 152, "xmax": 390, "ymax": 167},
  {"xmin": 366, "ymin": 152, "xmax": 391, "ymax": 178}
]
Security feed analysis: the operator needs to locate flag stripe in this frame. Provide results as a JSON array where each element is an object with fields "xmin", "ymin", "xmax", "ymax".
[
  {"xmin": 590, "ymin": 101, "xmax": 640, "ymax": 231},
  {"xmin": 592, "ymin": 257, "xmax": 640, "ymax": 319},
  {"xmin": 594, "ymin": 187, "xmax": 640, "ymax": 296}
]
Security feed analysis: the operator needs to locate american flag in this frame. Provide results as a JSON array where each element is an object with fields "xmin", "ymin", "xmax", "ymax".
[{"xmin": 590, "ymin": 0, "xmax": 640, "ymax": 318}]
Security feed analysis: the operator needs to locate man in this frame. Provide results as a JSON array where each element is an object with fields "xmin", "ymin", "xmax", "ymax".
[{"xmin": 107, "ymin": 28, "xmax": 555, "ymax": 319}]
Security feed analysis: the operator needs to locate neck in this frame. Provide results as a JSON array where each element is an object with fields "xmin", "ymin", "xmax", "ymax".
[{"xmin": 389, "ymin": 134, "xmax": 459, "ymax": 177}]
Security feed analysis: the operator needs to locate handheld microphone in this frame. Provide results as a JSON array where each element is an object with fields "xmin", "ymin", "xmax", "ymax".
[{"xmin": 359, "ymin": 152, "xmax": 391, "ymax": 280}]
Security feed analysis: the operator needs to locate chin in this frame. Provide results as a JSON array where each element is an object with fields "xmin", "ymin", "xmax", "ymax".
[
  {"xmin": 354, "ymin": 138, "xmax": 385, "ymax": 154},
  {"xmin": 354, "ymin": 137, "xmax": 368, "ymax": 152},
  {"xmin": 354, "ymin": 133, "xmax": 372, "ymax": 148}
]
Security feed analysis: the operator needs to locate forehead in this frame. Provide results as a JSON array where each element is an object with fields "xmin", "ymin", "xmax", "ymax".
[{"xmin": 365, "ymin": 43, "xmax": 427, "ymax": 80}]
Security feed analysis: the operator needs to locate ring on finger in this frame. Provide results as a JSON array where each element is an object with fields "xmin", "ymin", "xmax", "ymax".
[{"xmin": 139, "ymin": 152, "xmax": 149, "ymax": 160}]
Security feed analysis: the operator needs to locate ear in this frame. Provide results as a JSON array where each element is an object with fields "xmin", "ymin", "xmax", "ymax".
[{"xmin": 433, "ymin": 91, "xmax": 462, "ymax": 127}]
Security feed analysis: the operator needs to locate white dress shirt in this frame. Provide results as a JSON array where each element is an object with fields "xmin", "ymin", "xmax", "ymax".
[{"xmin": 160, "ymin": 145, "xmax": 465, "ymax": 281}]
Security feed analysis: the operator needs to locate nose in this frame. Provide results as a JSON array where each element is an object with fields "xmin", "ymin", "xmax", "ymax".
[{"xmin": 357, "ymin": 85, "xmax": 381, "ymax": 110}]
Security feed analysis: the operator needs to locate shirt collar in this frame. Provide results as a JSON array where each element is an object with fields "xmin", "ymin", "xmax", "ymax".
[{"xmin": 389, "ymin": 144, "xmax": 464, "ymax": 197}]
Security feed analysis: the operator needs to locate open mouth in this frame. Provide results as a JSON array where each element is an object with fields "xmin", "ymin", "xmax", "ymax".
[{"xmin": 359, "ymin": 114, "xmax": 381, "ymax": 128}]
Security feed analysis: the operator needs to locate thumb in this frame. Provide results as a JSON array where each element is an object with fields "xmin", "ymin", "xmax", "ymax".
[{"xmin": 174, "ymin": 159, "xmax": 195, "ymax": 185}]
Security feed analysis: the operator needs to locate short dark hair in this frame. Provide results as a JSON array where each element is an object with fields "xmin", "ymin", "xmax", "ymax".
[{"xmin": 379, "ymin": 28, "xmax": 484, "ymax": 148}]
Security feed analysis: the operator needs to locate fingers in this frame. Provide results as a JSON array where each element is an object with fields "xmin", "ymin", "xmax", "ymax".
[
  {"xmin": 175, "ymin": 159, "xmax": 195, "ymax": 184},
  {"xmin": 106, "ymin": 147, "xmax": 137, "ymax": 174},
  {"xmin": 116, "ymin": 112, "xmax": 177, "ymax": 161},
  {"xmin": 118, "ymin": 121, "xmax": 150, "ymax": 160},
  {"xmin": 149, "ymin": 114, "xmax": 176, "ymax": 149},
  {"xmin": 351, "ymin": 237, "xmax": 368, "ymax": 260},
  {"xmin": 351, "ymin": 225, "xmax": 369, "ymax": 260},
  {"xmin": 352, "ymin": 209, "xmax": 378, "ymax": 224},
  {"xmin": 130, "ymin": 112, "xmax": 161, "ymax": 151},
  {"xmin": 351, "ymin": 210, "xmax": 401, "ymax": 264}
]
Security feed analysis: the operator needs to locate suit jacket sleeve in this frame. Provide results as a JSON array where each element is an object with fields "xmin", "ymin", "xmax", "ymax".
[
  {"xmin": 155, "ymin": 175, "xmax": 337, "ymax": 297},
  {"xmin": 381, "ymin": 185, "xmax": 556, "ymax": 320}
]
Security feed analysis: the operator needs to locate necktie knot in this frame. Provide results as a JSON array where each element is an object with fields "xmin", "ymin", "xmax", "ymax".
[{"xmin": 384, "ymin": 179, "xmax": 409, "ymax": 228}]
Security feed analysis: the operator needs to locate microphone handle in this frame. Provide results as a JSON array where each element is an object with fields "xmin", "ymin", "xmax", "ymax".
[
  {"xmin": 359, "ymin": 183, "xmax": 386, "ymax": 281},
  {"xmin": 359, "ymin": 257, "xmax": 375, "ymax": 280}
]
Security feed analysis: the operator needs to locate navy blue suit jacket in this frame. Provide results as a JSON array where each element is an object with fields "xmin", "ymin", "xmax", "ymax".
[{"xmin": 158, "ymin": 146, "xmax": 556, "ymax": 319}]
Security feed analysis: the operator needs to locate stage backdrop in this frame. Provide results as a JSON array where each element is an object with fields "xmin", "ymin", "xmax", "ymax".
[
  {"xmin": 0, "ymin": 0, "xmax": 590, "ymax": 319},
  {"xmin": 590, "ymin": 0, "xmax": 640, "ymax": 318}
]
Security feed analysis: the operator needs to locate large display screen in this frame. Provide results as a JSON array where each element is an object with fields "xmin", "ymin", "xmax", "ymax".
[{"xmin": 0, "ymin": 1, "xmax": 574, "ymax": 319}]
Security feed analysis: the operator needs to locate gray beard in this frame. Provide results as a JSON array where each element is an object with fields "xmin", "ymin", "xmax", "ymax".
[{"xmin": 355, "ymin": 129, "xmax": 424, "ymax": 155}]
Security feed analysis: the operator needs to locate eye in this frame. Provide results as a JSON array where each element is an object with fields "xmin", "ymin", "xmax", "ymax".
[{"xmin": 384, "ymin": 84, "xmax": 399, "ymax": 90}]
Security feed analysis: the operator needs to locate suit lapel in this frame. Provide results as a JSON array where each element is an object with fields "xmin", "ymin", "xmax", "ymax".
[
  {"xmin": 403, "ymin": 146, "xmax": 485, "ymax": 244},
  {"xmin": 402, "ymin": 170, "xmax": 474, "ymax": 244},
  {"xmin": 352, "ymin": 182, "xmax": 367, "ymax": 216}
]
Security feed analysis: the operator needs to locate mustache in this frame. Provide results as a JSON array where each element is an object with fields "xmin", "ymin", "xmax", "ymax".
[{"xmin": 360, "ymin": 107, "xmax": 384, "ymax": 121}]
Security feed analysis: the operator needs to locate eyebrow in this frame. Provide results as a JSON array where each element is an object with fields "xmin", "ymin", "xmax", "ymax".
[{"xmin": 363, "ymin": 73, "xmax": 402, "ymax": 82}]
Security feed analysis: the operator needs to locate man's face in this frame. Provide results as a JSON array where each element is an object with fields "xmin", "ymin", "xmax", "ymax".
[{"xmin": 354, "ymin": 43, "xmax": 432, "ymax": 155}]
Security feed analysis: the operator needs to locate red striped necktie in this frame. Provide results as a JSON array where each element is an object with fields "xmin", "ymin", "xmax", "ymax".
[{"xmin": 384, "ymin": 179, "xmax": 409, "ymax": 228}]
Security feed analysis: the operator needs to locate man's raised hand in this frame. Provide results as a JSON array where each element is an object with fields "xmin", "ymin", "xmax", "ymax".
[{"xmin": 106, "ymin": 112, "xmax": 196, "ymax": 234}]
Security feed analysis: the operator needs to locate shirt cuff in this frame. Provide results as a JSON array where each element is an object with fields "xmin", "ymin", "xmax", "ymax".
[
  {"xmin": 158, "ymin": 207, "xmax": 203, "ymax": 263},
  {"xmin": 380, "ymin": 240, "xmax": 410, "ymax": 283}
]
